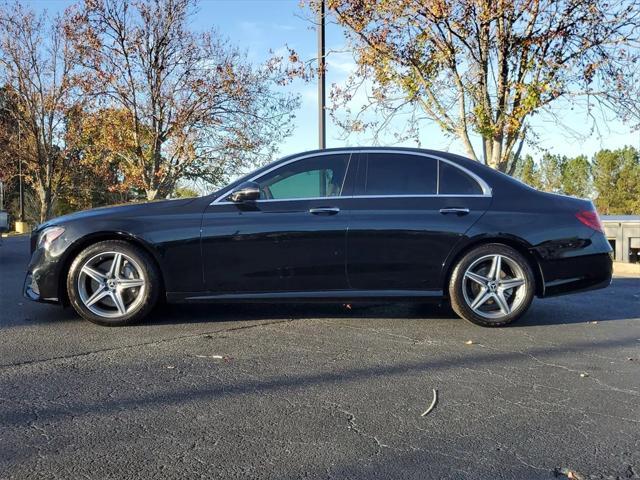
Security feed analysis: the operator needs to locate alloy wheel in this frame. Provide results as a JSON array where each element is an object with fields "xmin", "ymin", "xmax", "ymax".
[
  {"xmin": 461, "ymin": 254, "xmax": 527, "ymax": 319},
  {"xmin": 77, "ymin": 251, "xmax": 147, "ymax": 319}
]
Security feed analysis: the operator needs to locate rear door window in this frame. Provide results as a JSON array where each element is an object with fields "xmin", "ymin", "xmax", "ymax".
[
  {"xmin": 360, "ymin": 153, "xmax": 437, "ymax": 195},
  {"xmin": 438, "ymin": 161, "xmax": 483, "ymax": 195}
]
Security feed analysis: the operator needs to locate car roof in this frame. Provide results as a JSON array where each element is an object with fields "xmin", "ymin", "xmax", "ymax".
[
  {"xmin": 288, "ymin": 146, "xmax": 508, "ymax": 179},
  {"xmin": 292, "ymin": 146, "xmax": 467, "ymax": 159}
]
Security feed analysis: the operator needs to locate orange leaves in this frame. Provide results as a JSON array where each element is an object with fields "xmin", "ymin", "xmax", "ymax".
[
  {"xmin": 70, "ymin": 107, "xmax": 147, "ymax": 193},
  {"xmin": 428, "ymin": 0, "xmax": 451, "ymax": 19}
]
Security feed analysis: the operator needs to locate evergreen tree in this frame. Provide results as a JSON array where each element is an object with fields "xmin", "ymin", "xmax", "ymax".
[
  {"xmin": 561, "ymin": 155, "xmax": 592, "ymax": 198},
  {"xmin": 515, "ymin": 155, "xmax": 542, "ymax": 190},
  {"xmin": 592, "ymin": 147, "xmax": 640, "ymax": 214},
  {"xmin": 539, "ymin": 154, "xmax": 565, "ymax": 193}
]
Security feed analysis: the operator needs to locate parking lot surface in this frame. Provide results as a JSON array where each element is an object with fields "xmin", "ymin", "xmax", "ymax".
[{"xmin": 1, "ymin": 236, "xmax": 639, "ymax": 479}]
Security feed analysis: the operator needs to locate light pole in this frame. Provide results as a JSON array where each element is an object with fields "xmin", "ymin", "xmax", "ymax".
[{"xmin": 317, "ymin": 0, "xmax": 326, "ymax": 150}]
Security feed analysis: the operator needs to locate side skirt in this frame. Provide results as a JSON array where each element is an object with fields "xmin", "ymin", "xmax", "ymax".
[{"xmin": 166, "ymin": 289, "xmax": 443, "ymax": 304}]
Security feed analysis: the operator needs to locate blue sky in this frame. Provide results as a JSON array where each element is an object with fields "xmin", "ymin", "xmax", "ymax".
[{"xmin": 31, "ymin": 0, "xmax": 640, "ymax": 161}]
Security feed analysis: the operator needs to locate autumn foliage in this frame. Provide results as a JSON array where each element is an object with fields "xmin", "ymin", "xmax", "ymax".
[
  {"xmin": 318, "ymin": 0, "xmax": 640, "ymax": 173},
  {"xmin": 0, "ymin": 0, "xmax": 300, "ymax": 221}
]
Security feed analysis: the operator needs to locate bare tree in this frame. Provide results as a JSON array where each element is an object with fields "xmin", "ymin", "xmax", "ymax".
[
  {"xmin": 604, "ymin": 54, "xmax": 640, "ymax": 132},
  {"xmin": 71, "ymin": 0, "xmax": 299, "ymax": 200},
  {"xmin": 0, "ymin": 3, "xmax": 84, "ymax": 221},
  {"xmin": 317, "ymin": 0, "xmax": 640, "ymax": 172}
]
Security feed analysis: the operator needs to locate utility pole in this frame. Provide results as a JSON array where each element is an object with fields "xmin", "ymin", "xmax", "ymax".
[
  {"xmin": 0, "ymin": 103, "xmax": 25, "ymax": 221},
  {"xmin": 17, "ymin": 117, "xmax": 23, "ymax": 222},
  {"xmin": 317, "ymin": 0, "xmax": 326, "ymax": 150}
]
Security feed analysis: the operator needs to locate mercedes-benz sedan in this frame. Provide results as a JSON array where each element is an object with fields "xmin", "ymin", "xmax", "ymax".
[{"xmin": 24, "ymin": 148, "xmax": 612, "ymax": 327}]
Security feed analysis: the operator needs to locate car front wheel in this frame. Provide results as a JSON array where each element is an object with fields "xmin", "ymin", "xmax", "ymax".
[
  {"xmin": 449, "ymin": 243, "xmax": 535, "ymax": 327},
  {"xmin": 67, "ymin": 240, "xmax": 160, "ymax": 326}
]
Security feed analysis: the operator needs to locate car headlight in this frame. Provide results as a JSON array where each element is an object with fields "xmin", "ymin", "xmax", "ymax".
[{"xmin": 37, "ymin": 226, "xmax": 65, "ymax": 250}]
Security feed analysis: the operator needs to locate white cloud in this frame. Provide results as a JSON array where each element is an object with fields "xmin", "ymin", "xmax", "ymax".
[
  {"xmin": 272, "ymin": 23, "xmax": 297, "ymax": 32},
  {"xmin": 326, "ymin": 50, "xmax": 357, "ymax": 77}
]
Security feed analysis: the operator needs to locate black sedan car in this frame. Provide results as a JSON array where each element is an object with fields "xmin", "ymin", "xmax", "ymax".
[{"xmin": 24, "ymin": 147, "xmax": 612, "ymax": 327}]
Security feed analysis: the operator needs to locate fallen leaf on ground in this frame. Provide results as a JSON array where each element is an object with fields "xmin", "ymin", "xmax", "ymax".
[{"xmin": 554, "ymin": 467, "xmax": 585, "ymax": 480}]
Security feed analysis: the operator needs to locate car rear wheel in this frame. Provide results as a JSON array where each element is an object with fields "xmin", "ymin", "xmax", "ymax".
[
  {"xmin": 449, "ymin": 244, "xmax": 535, "ymax": 327},
  {"xmin": 67, "ymin": 240, "xmax": 160, "ymax": 326}
]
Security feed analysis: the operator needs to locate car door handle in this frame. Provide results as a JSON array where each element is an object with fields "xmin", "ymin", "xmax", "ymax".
[
  {"xmin": 439, "ymin": 207, "xmax": 470, "ymax": 215},
  {"xmin": 309, "ymin": 207, "xmax": 340, "ymax": 215}
]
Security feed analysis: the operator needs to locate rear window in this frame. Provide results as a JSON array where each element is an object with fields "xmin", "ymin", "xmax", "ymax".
[
  {"xmin": 362, "ymin": 153, "xmax": 437, "ymax": 195},
  {"xmin": 438, "ymin": 161, "xmax": 483, "ymax": 195}
]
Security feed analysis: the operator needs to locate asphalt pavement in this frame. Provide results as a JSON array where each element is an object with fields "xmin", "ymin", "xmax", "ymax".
[{"xmin": 1, "ymin": 235, "xmax": 639, "ymax": 480}]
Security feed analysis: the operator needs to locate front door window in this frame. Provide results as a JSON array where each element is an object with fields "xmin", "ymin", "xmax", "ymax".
[{"xmin": 257, "ymin": 154, "xmax": 350, "ymax": 200}]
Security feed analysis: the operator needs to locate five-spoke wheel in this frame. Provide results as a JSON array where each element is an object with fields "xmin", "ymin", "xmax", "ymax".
[
  {"xmin": 449, "ymin": 244, "xmax": 534, "ymax": 327},
  {"xmin": 67, "ymin": 240, "xmax": 160, "ymax": 326},
  {"xmin": 77, "ymin": 252, "xmax": 147, "ymax": 318}
]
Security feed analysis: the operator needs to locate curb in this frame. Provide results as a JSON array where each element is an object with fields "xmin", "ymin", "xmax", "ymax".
[
  {"xmin": 1, "ymin": 232, "xmax": 29, "ymax": 238},
  {"xmin": 613, "ymin": 262, "xmax": 640, "ymax": 278}
]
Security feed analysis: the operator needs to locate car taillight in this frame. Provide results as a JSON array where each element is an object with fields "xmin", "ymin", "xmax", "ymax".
[{"xmin": 575, "ymin": 210, "xmax": 604, "ymax": 233}]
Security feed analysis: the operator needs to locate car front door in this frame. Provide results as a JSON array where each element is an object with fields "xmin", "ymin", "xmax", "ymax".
[
  {"xmin": 345, "ymin": 151, "xmax": 492, "ymax": 293},
  {"xmin": 200, "ymin": 152, "xmax": 356, "ymax": 295}
]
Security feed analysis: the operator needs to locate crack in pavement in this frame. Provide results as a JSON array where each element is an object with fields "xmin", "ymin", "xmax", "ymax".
[
  {"xmin": 325, "ymin": 402, "xmax": 394, "ymax": 459},
  {"xmin": 474, "ymin": 342, "xmax": 640, "ymax": 397},
  {"xmin": 0, "ymin": 318, "xmax": 297, "ymax": 370}
]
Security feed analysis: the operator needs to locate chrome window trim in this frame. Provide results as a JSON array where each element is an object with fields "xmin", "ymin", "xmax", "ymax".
[
  {"xmin": 211, "ymin": 149, "xmax": 492, "ymax": 205},
  {"xmin": 213, "ymin": 193, "xmax": 490, "ymax": 206},
  {"xmin": 346, "ymin": 193, "xmax": 490, "ymax": 199}
]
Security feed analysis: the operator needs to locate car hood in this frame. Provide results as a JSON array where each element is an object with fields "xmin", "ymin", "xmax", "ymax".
[{"xmin": 35, "ymin": 198, "xmax": 198, "ymax": 232}]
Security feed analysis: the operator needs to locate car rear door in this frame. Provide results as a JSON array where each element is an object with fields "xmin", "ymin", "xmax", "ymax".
[
  {"xmin": 345, "ymin": 151, "xmax": 492, "ymax": 293},
  {"xmin": 200, "ymin": 152, "xmax": 356, "ymax": 294}
]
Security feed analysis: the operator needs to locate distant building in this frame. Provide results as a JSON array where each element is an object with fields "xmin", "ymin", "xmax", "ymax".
[{"xmin": 602, "ymin": 215, "xmax": 640, "ymax": 264}]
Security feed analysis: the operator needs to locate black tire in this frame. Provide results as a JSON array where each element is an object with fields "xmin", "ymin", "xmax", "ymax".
[
  {"xmin": 66, "ymin": 240, "xmax": 161, "ymax": 326},
  {"xmin": 449, "ymin": 243, "xmax": 535, "ymax": 327}
]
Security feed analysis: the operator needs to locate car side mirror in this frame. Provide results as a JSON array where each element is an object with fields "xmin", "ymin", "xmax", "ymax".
[{"xmin": 228, "ymin": 181, "xmax": 260, "ymax": 203}]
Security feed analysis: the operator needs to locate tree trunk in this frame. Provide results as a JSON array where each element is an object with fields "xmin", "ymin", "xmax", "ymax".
[
  {"xmin": 490, "ymin": 138, "xmax": 503, "ymax": 171},
  {"xmin": 146, "ymin": 188, "xmax": 158, "ymax": 201},
  {"xmin": 38, "ymin": 187, "xmax": 52, "ymax": 223}
]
